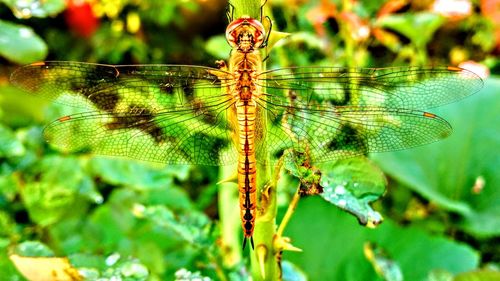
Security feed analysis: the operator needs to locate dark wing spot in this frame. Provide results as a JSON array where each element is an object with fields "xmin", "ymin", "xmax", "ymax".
[
  {"xmin": 328, "ymin": 87, "xmax": 350, "ymax": 106},
  {"xmin": 87, "ymin": 90, "xmax": 120, "ymax": 112},
  {"xmin": 159, "ymin": 76, "xmax": 176, "ymax": 95},
  {"xmin": 272, "ymin": 148, "xmax": 286, "ymax": 159},
  {"xmin": 160, "ymin": 82, "xmax": 175, "ymax": 95},
  {"xmin": 192, "ymin": 100, "xmax": 220, "ymax": 125},
  {"xmin": 270, "ymin": 110, "xmax": 284, "ymax": 126},
  {"xmin": 204, "ymin": 135, "xmax": 229, "ymax": 161},
  {"xmin": 327, "ymin": 124, "xmax": 366, "ymax": 153},
  {"xmin": 329, "ymin": 70, "xmax": 351, "ymax": 106},
  {"xmin": 182, "ymin": 79, "xmax": 194, "ymax": 100},
  {"xmin": 68, "ymin": 65, "xmax": 120, "ymax": 111},
  {"xmin": 105, "ymin": 107, "xmax": 164, "ymax": 143}
]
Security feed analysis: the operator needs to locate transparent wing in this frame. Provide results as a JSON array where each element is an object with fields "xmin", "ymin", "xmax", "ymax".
[
  {"xmin": 256, "ymin": 66, "xmax": 483, "ymax": 109},
  {"xmin": 254, "ymin": 66, "xmax": 483, "ymax": 163},
  {"xmin": 11, "ymin": 61, "xmax": 238, "ymax": 165},
  {"xmin": 11, "ymin": 61, "xmax": 234, "ymax": 112},
  {"xmin": 12, "ymin": 63, "xmax": 483, "ymax": 165},
  {"xmin": 257, "ymin": 103, "xmax": 452, "ymax": 163}
]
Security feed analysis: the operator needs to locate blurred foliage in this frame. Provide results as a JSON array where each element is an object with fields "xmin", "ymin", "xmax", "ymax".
[
  {"xmin": 0, "ymin": 0, "xmax": 499, "ymax": 280},
  {"xmin": 372, "ymin": 79, "xmax": 500, "ymax": 238}
]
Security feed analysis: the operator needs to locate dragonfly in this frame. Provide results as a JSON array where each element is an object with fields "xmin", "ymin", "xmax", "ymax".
[{"xmin": 10, "ymin": 16, "xmax": 483, "ymax": 249}]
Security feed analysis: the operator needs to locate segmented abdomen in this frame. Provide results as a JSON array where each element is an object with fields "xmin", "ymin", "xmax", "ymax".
[{"xmin": 236, "ymin": 102, "xmax": 257, "ymax": 239}]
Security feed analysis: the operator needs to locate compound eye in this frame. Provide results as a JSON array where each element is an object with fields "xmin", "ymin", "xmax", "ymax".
[
  {"xmin": 246, "ymin": 18, "xmax": 265, "ymax": 48},
  {"xmin": 253, "ymin": 30, "xmax": 264, "ymax": 48},
  {"xmin": 226, "ymin": 19, "xmax": 243, "ymax": 48},
  {"xmin": 226, "ymin": 30, "xmax": 238, "ymax": 48},
  {"xmin": 225, "ymin": 16, "xmax": 266, "ymax": 49}
]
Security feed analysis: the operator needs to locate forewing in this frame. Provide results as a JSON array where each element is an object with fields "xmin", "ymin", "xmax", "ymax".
[
  {"xmin": 11, "ymin": 61, "xmax": 238, "ymax": 165},
  {"xmin": 11, "ymin": 61, "xmax": 234, "ymax": 113},
  {"xmin": 256, "ymin": 66, "xmax": 483, "ymax": 110}
]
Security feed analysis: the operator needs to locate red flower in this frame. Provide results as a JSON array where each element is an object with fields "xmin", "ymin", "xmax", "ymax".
[{"xmin": 64, "ymin": 0, "xmax": 100, "ymax": 38}]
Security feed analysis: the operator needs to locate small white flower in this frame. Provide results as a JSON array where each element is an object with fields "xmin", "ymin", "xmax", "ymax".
[{"xmin": 432, "ymin": 0, "xmax": 472, "ymax": 18}]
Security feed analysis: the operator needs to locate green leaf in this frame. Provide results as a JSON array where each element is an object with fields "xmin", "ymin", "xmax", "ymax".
[
  {"xmin": 0, "ymin": 85, "xmax": 48, "ymax": 127},
  {"xmin": 283, "ymin": 152, "xmax": 321, "ymax": 190},
  {"xmin": 284, "ymin": 31, "xmax": 325, "ymax": 51},
  {"xmin": 0, "ymin": 171, "xmax": 18, "ymax": 203},
  {"xmin": 318, "ymin": 157, "xmax": 386, "ymax": 227},
  {"xmin": 283, "ymin": 155, "xmax": 385, "ymax": 227},
  {"xmin": 286, "ymin": 198, "xmax": 479, "ymax": 281},
  {"xmin": 14, "ymin": 241, "xmax": 54, "ymax": 257},
  {"xmin": 0, "ymin": 124, "xmax": 25, "ymax": 158},
  {"xmin": 68, "ymin": 253, "xmax": 103, "ymax": 270},
  {"xmin": 0, "ymin": 211, "xmax": 16, "ymax": 237},
  {"xmin": 375, "ymin": 13, "xmax": 445, "ymax": 48},
  {"xmin": 371, "ymin": 78, "xmax": 500, "ymax": 237},
  {"xmin": 282, "ymin": 260, "xmax": 308, "ymax": 281},
  {"xmin": 142, "ymin": 183, "xmax": 194, "ymax": 211},
  {"xmin": 0, "ymin": 20, "xmax": 47, "ymax": 64},
  {"xmin": 426, "ymin": 269, "xmax": 454, "ymax": 281},
  {"xmin": 22, "ymin": 156, "xmax": 97, "ymax": 226},
  {"xmin": 266, "ymin": 30, "xmax": 291, "ymax": 52},
  {"xmin": 88, "ymin": 157, "xmax": 189, "ymax": 190},
  {"xmin": 205, "ymin": 35, "xmax": 231, "ymax": 59},
  {"xmin": 364, "ymin": 242, "xmax": 403, "ymax": 281},
  {"xmin": 133, "ymin": 204, "xmax": 210, "ymax": 246},
  {"xmin": 3, "ymin": 0, "xmax": 66, "ymax": 18},
  {"xmin": 0, "ymin": 242, "xmax": 22, "ymax": 279},
  {"xmin": 86, "ymin": 189, "xmax": 139, "ymax": 249},
  {"xmin": 453, "ymin": 270, "xmax": 500, "ymax": 281},
  {"xmin": 87, "ymin": 157, "xmax": 193, "ymax": 211},
  {"xmin": 77, "ymin": 268, "xmax": 100, "ymax": 280}
]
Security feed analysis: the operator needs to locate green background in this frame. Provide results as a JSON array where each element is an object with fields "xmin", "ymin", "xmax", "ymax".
[{"xmin": 0, "ymin": 0, "xmax": 498, "ymax": 280}]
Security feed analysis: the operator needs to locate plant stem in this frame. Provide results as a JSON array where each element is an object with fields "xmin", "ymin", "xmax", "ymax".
[
  {"xmin": 229, "ymin": 0, "xmax": 261, "ymax": 19},
  {"xmin": 276, "ymin": 183, "xmax": 301, "ymax": 237},
  {"xmin": 250, "ymin": 155, "xmax": 283, "ymax": 280},
  {"xmin": 218, "ymin": 164, "xmax": 241, "ymax": 267}
]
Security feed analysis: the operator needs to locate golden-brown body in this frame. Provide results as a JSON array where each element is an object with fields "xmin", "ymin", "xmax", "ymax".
[{"xmin": 225, "ymin": 16, "xmax": 266, "ymax": 248}]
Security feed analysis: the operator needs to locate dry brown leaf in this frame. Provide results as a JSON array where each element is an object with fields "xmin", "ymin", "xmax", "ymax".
[{"xmin": 9, "ymin": 254, "xmax": 82, "ymax": 281}]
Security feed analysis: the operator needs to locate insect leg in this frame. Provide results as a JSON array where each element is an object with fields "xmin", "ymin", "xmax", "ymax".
[
  {"xmin": 226, "ymin": 2, "xmax": 235, "ymax": 22},
  {"xmin": 259, "ymin": 0, "xmax": 268, "ymax": 22}
]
